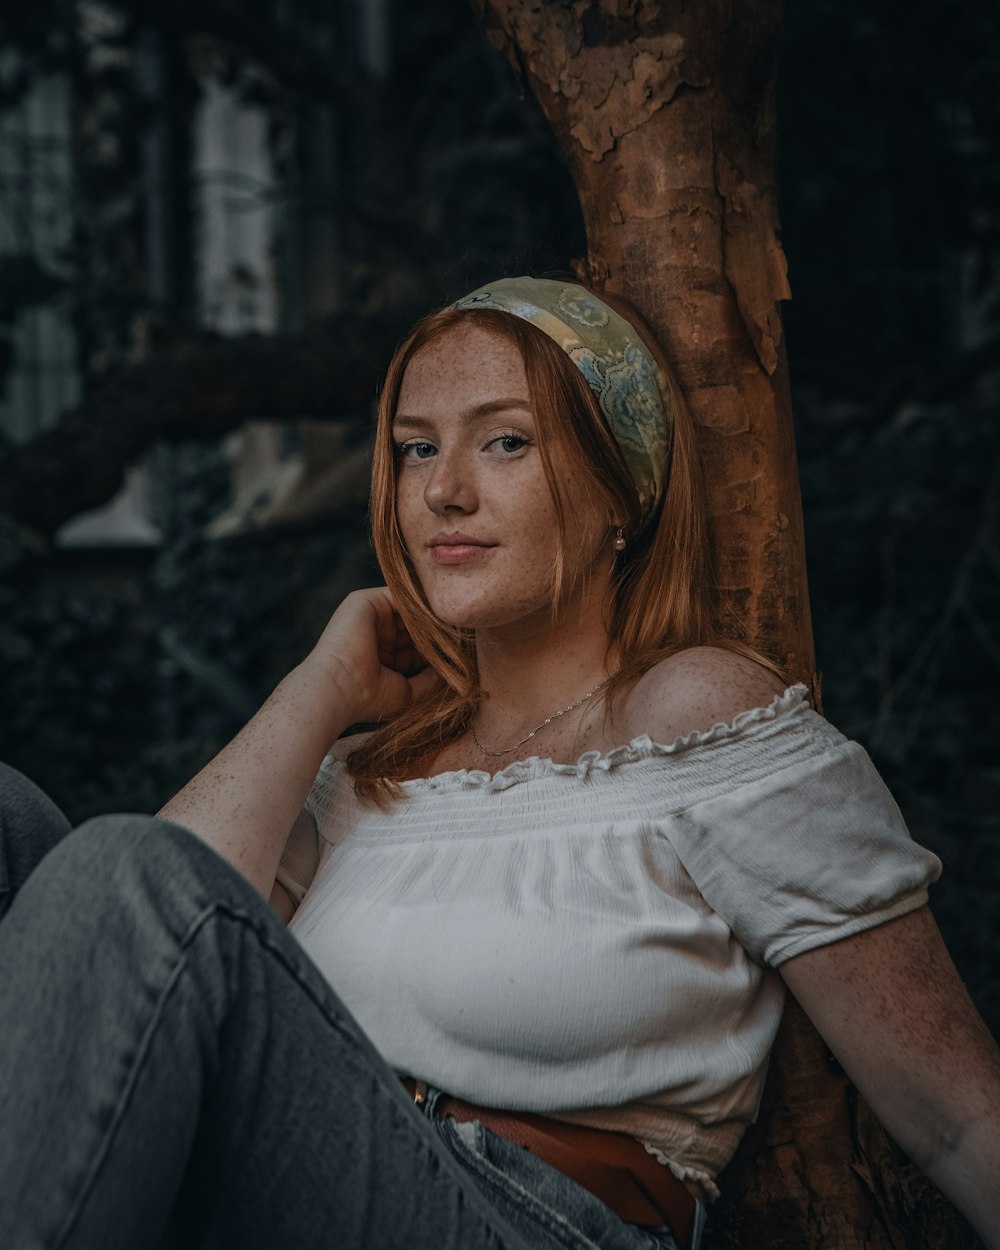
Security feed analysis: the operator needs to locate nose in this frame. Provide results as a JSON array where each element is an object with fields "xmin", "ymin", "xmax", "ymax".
[{"xmin": 422, "ymin": 448, "xmax": 477, "ymax": 516}]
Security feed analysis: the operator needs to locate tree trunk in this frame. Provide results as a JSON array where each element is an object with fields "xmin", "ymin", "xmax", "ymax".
[
  {"xmin": 469, "ymin": 2, "xmax": 965, "ymax": 1246},
  {"xmin": 473, "ymin": 0, "xmax": 811, "ymax": 681}
]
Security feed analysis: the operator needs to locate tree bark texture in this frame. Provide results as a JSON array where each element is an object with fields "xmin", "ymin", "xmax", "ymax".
[
  {"xmin": 473, "ymin": 0, "xmax": 812, "ymax": 684},
  {"xmin": 470, "ymin": 2, "xmax": 964, "ymax": 1247}
]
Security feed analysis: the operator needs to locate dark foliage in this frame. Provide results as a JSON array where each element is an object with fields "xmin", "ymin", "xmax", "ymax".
[{"xmin": 779, "ymin": 0, "xmax": 1000, "ymax": 1031}]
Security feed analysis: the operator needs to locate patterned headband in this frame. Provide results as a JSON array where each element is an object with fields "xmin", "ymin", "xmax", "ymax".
[{"xmin": 452, "ymin": 277, "xmax": 673, "ymax": 534}]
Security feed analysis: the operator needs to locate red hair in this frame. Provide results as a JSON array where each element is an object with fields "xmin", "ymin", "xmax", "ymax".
[{"xmin": 347, "ymin": 291, "xmax": 780, "ymax": 802}]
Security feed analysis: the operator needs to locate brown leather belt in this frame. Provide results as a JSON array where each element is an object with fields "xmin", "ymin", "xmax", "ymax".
[{"xmin": 402, "ymin": 1077, "xmax": 695, "ymax": 1250}]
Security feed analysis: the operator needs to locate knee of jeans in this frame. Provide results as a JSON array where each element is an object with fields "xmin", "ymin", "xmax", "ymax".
[
  {"xmin": 0, "ymin": 763, "xmax": 71, "ymax": 855},
  {"xmin": 41, "ymin": 813, "xmax": 245, "ymax": 913}
]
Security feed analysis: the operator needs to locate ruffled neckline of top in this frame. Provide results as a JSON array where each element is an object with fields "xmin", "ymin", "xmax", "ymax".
[{"xmin": 394, "ymin": 682, "xmax": 812, "ymax": 796}]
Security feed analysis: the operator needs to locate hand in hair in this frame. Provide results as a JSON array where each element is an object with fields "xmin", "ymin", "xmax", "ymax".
[{"xmin": 308, "ymin": 587, "xmax": 439, "ymax": 729}]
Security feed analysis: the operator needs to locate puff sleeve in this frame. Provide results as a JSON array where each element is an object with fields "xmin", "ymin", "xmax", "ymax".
[{"xmin": 664, "ymin": 731, "xmax": 942, "ymax": 968}]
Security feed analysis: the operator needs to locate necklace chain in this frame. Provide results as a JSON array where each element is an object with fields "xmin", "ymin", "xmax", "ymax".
[{"xmin": 470, "ymin": 676, "xmax": 613, "ymax": 758}]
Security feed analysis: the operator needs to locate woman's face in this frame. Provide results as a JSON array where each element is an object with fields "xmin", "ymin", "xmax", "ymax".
[{"xmin": 392, "ymin": 322, "xmax": 614, "ymax": 632}]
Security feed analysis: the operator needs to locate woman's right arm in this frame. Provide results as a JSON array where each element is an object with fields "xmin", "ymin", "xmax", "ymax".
[{"xmin": 157, "ymin": 588, "xmax": 435, "ymax": 901}]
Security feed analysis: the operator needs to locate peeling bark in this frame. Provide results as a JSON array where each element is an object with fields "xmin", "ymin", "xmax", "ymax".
[
  {"xmin": 471, "ymin": 1, "xmax": 964, "ymax": 1245},
  {"xmin": 473, "ymin": 0, "xmax": 812, "ymax": 680}
]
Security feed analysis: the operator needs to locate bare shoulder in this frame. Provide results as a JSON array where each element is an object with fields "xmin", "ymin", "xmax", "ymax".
[{"xmin": 618, "ymin": 646, "xmax": 789, "ymax": 745}]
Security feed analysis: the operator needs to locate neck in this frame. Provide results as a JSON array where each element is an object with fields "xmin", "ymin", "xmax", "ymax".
[{"xmin": 473, "ymin": 597, "xmax": 617, "ymax": 737}]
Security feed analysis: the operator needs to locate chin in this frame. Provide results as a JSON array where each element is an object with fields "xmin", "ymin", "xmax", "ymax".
[
  {"xmin": 423, "ymin": 591, "xmax": 549, "ymax": 633},
  {"xmin": 417, "ymin": 567, "xmax": 557, "ymax": 632},
  {"xmin": 427, "ymin": 601, "xmax": 503, "ymax": 630}
]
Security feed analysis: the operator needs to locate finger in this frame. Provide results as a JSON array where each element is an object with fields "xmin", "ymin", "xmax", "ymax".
[
  {"xmin": 407, "ymin": 666, "xmax": 442, "ymax": 702},
  {"xmin": 372, "ymin": 604, "xmax": 406, "ymax": 661},
  {"xmin": 399, "ymin": 654, "xmax": 429, "ymax": 678}
]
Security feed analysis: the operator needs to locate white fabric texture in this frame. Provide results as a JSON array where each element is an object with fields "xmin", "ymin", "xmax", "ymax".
[
  {"xmin": 274, "ymin": 808, "xmax": 320, "ymax": 905},
  {"xmin": 283, "ymin": 685, "xmax": 941, "ymax": 1190}
]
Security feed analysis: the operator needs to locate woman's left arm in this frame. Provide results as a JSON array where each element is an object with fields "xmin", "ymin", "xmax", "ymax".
[{"xmin": 781, "ymin": 906, "xmax": 1000, "ymax": 1248}]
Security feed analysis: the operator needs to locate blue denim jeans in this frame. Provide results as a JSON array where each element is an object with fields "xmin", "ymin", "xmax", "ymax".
[{"xmin": 0, "ymin": 765, "xmax": 702, "ymax": 1250}]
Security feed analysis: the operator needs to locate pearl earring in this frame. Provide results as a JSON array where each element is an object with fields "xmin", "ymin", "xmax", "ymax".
[{"xmin": 612, "ymin": 526, "xmax": 626, "ymax": 552}]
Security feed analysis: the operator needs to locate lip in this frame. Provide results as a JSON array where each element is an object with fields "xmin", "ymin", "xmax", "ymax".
[{"xmin": 427, "ymin": 532, "xmax": 497, "ymax": 566}]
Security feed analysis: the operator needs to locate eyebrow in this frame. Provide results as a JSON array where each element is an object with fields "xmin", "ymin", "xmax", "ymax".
[{"xmin": 392, "ymin": 397, "xmax": 532, "ymax": 432}]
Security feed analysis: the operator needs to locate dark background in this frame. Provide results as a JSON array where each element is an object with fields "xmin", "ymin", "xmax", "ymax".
[{"xmin": 0, "ymin": 1, "xmax": 997, "ymax": 1035}]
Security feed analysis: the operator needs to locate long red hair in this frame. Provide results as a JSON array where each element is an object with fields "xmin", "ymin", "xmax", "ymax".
[{"xmin": 347, "ymin": 289, "xmax": 780, "ymax": 802}]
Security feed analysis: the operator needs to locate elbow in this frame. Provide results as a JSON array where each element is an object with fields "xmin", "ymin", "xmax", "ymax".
[
  {"xmin": 866, "ymin": 1082, "xmax": 971, "ymax": 1180},
  {"xmin": 906, "ymin": 1119, "xmax": 967, "ymax": 1176},
  {"xmin": 890, "ymin": 1100, "xmax": 989, "ymax": 1197}
]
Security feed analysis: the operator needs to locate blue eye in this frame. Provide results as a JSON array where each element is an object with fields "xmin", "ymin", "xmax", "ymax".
[
  {"xmin": 488, "ymin": 433, "xmax": 530, "ymax": 456},
  {"xmin": 397, "ymin": 441, "xmax": 437, "ymax": 461}
]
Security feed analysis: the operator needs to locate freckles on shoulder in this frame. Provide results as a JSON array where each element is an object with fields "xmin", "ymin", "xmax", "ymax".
[{"xmin": 620, "ymin": 646, "xmax": 790, "ymax": 746}]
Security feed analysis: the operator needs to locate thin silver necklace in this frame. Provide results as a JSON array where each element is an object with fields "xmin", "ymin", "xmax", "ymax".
[{"xmin": 470, "ymin": 676, "xmax": 613, "ymax": 758}]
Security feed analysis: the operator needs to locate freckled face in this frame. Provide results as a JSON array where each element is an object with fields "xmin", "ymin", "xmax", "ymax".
[{"xmin": 393, "ymin": 323, "xmax": 613, "ymax": 631}]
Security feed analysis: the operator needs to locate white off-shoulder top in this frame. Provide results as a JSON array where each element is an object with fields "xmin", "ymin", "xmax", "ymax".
[{"xmin": 280, "ymin": 685, "xmax": 941, "ymax": 1196}]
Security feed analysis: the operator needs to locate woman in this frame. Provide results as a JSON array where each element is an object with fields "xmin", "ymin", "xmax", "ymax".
[{"xmin": 0, "ymin": 277, "xmax": 997, "ymax": 1250}]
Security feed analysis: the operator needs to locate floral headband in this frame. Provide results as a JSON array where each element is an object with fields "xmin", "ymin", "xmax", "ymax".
[{"xmin": 452, "ymin": 276, "xmax": 673, "ymax": 534}]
